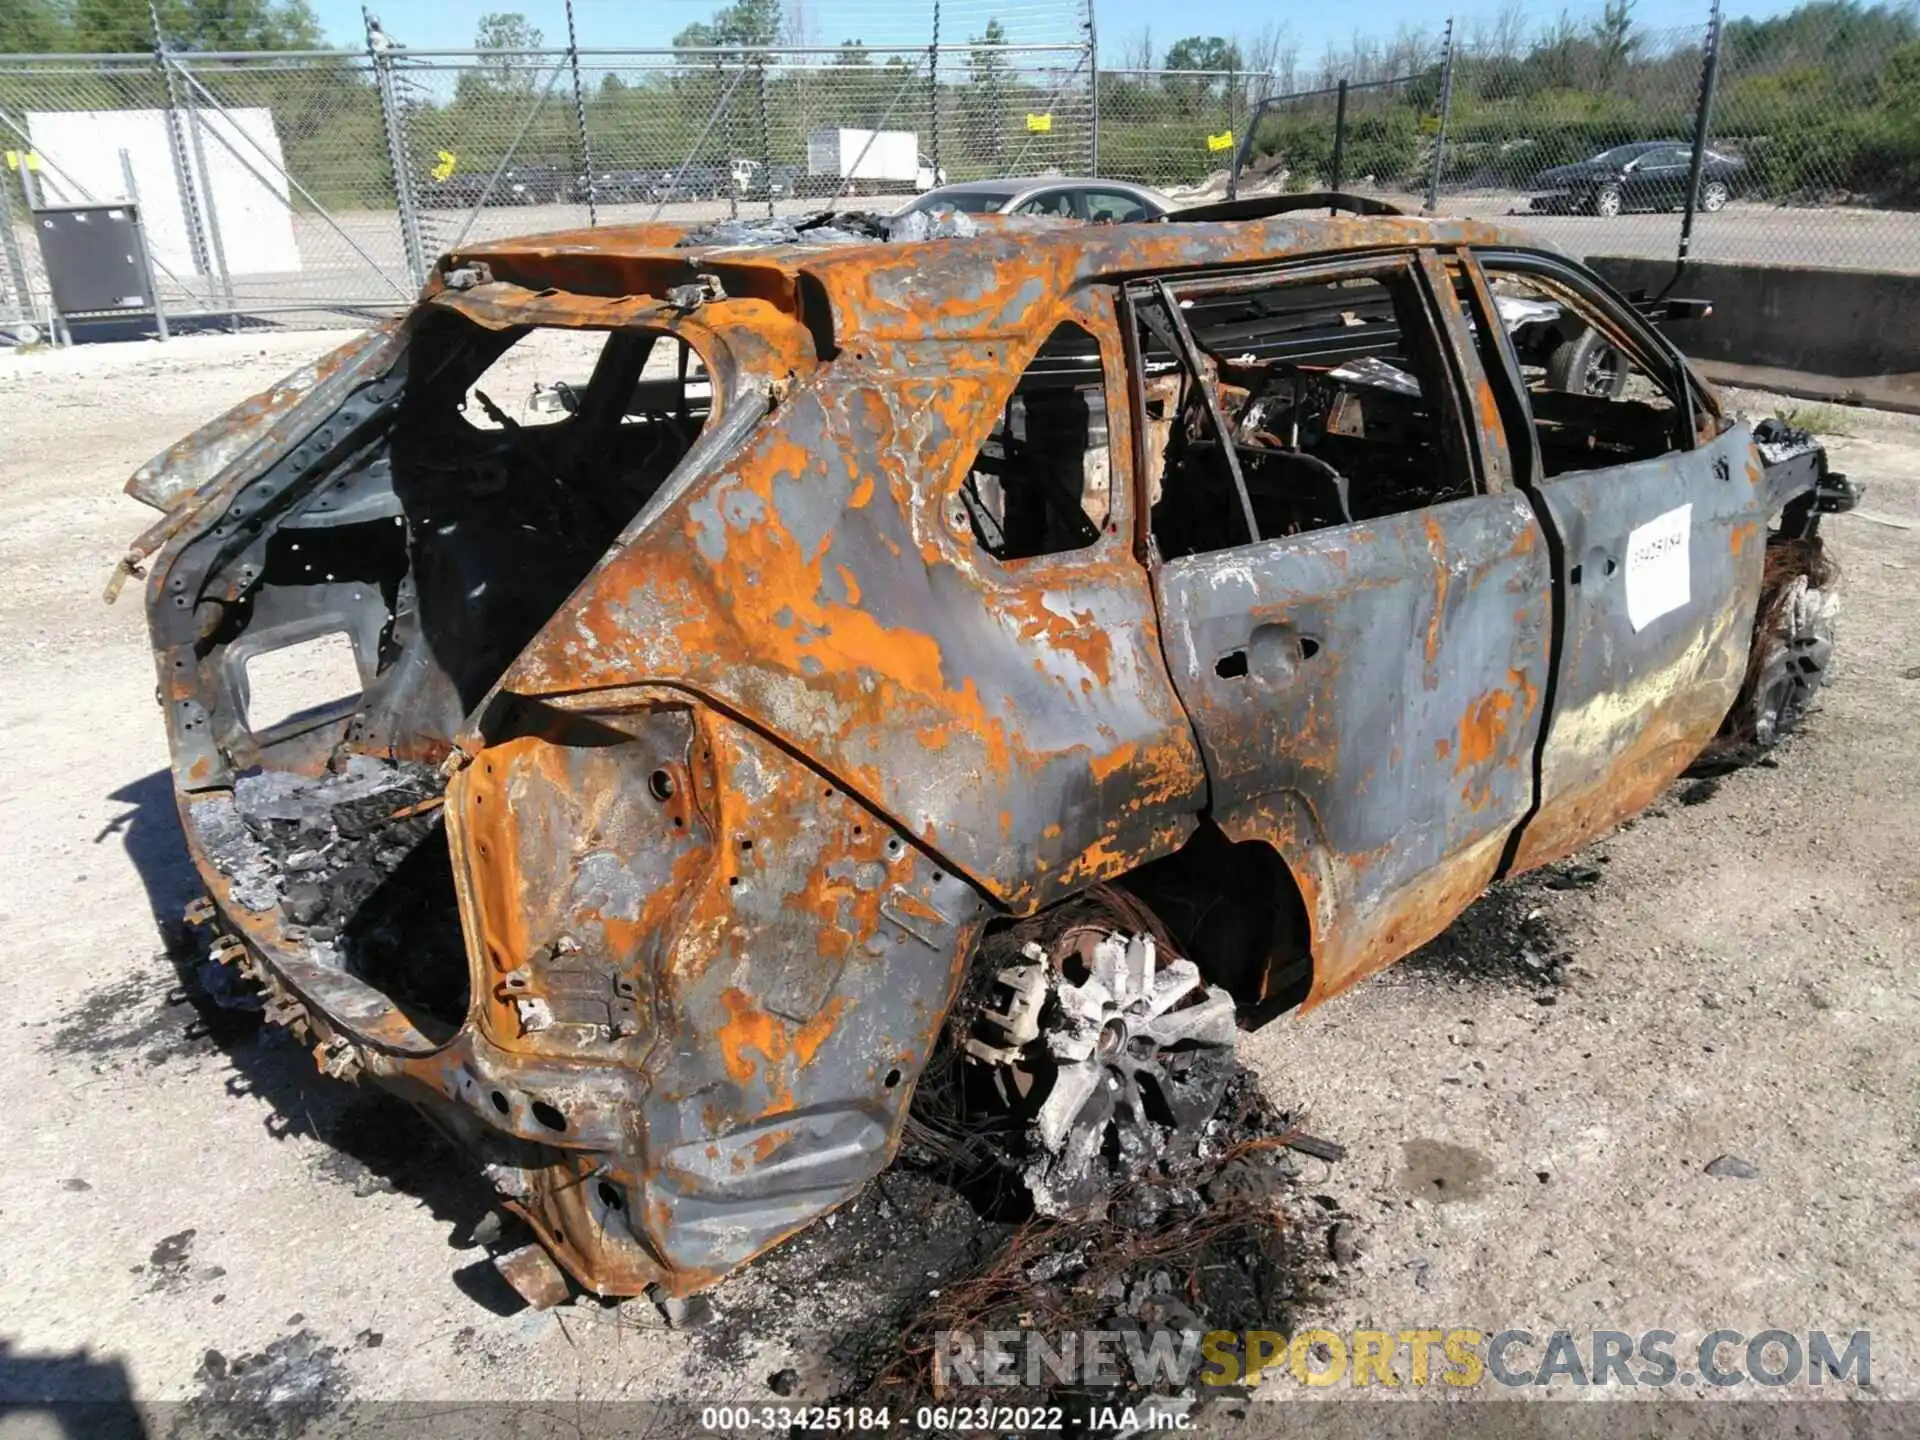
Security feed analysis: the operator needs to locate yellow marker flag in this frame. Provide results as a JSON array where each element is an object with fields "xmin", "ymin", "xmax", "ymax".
[
  {"xmin": 431, "ymin": 149, "xmax": 458, "ymax": 181},
  {"xmin": 1206, "ymin": 130, "xmax": 1235, "ymax": 152},
  {"xmin": 1026, "ymin": 113, "xmax": 1052, "ymax": 133},
  {"xmin": 2, "ymin": 150, "xmax": 16, "ymax": 169}
]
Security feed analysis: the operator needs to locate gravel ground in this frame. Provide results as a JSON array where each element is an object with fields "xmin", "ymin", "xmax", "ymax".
[{"xmin": 0, "ymin": 333, "xmax": 1916, "ymax": 1429}]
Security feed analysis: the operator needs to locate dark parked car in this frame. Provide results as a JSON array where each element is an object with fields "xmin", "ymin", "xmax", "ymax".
[
  {"xmin": 419, "ymin": 162, "xmax": 566, "ymax": 211},
  {"xmin": 1523, "ymin": 141, "xmax": 1744, "ymax": 217},
  {"xmin": 573, "ymin": 169, "xmax": 665, "ymax": 205}
]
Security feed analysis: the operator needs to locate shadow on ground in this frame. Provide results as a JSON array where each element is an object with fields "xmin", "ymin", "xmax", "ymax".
[{"xmin": 62, "ymin": 769, "xmax": 501, "ymax": 1280}]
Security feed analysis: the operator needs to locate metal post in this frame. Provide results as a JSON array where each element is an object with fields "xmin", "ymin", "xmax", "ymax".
[
  {"xmin": 367, "ymin": 8, "xmax": 428, "ymax": 290},
  {"xmin": 151, "ymin": 0, "xmax": 214, "ymax": 281},
  {"xmin": 1425, "ymin": 17, "xmax": 1456, "ymax": 215},
  {"xmin": 176, "ymin": 60, "xmax": 239, "ymax": 331},
  {"xmin": 14, "ymin": 149, "xmax": 39, "ymax": 211},
  {"xmin": 1225, "ymin": 63, "xmax": 1236, "ymax": 173},
  {"xmin": 1329, "ymin": 78, "xmax": 1349, "ymax": 193},
  {"xmin": 927, "ymin": 0, "xmax": 942, "ymax": 186},
  {"xmin": 565, "ymin": 0, "xmax": 597, "ymax": 226},
  {"xmin": 757, "ymin": 60, "xmax": 773, "ymax": 218},
  {"xmin": 0, "ymin": 156, "xmax": 35, "ymax": 337},
  {"xmin": 1228, "ymin": 93, "xmax": 1268, "ymax": 201},
  {"xmin": 1676, "ymin": 0, "xmax": 1723, "ymax": 277},
  {"xmin": 1085, "ymin": 0, "xmax": 1100, "ymax": 174},
  {"xmin": 12, "ymin": 147, "xmax": 61, "ymax": 343},
  {"xmin": 722, "ymin": 57, "xmax": 739, "ymax": 220},
  {"xmin": 119, "ymin": 148, "xmax": 169, "ymax": 341}
]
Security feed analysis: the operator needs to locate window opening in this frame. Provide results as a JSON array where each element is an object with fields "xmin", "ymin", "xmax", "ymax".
[{"xmin": 957, "ymin": 321, "xmax": 1112, "ymax": 562}]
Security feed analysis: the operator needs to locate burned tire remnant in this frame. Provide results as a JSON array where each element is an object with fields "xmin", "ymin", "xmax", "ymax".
[
  {"xmin": 965, "ymin": 914, "xmax": 1238, "ymax": 1216},
  {"xmin": 125, "ymin": 208, "xmax": 1855, "ymax": 1300}
]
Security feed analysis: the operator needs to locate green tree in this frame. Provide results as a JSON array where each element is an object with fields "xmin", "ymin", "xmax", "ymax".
[
  {"xmin": 673, "ymin": 0, "xmax": 781, "ymax": 52},
  {"xmin": 1589, "ymin": 0, "xmax": 1639, "ymax": 90},
  {"xmin": 469, "ymin": 11, "xmax": 545, "ymax": 93},
  {"xmin": 1163, "ymin": 36, "xmax": 1242, "ymax": 73},
  {"xmin": 69, "ymin": 0, "xmax": 321, "ymax": 51},
  {"xmin": 965, "ymin": 19, "xmax": 1009, "ymax": 166},
  {"xmin": 1162, "ymin": 36, "xmax": 1240, "ymax": 118},
  {"xmin": 1, "ymin": 0, "xmax": 70, "ymax": 51}
]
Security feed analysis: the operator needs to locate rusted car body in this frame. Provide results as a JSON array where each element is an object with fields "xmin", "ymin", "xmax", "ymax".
[{"xmin": 121, "ymin": 204, "xmax": 1852, "ymax": 1302}]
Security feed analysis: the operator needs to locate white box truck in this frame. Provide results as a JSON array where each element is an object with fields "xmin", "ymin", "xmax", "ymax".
[{"xmin": 806, "ymin": 128, "xmax": 943, "ymax": 193}]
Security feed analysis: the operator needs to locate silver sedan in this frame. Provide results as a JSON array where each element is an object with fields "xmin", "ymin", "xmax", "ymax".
[{"xmin": 898, "ymin": 177, "xmax": 1171, "ymax": 223}]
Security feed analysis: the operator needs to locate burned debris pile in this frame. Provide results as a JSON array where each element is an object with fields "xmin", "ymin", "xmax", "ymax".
[
  {"xmin": 820, "ymin": 1071, "xmax": 1320, "ymax": 1427},
  {"xmin": 197, "ymin": 757, "xmax": 467, "ymax": 1029}
]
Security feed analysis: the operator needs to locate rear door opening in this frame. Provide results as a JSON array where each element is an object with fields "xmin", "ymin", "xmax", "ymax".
[{"xmin": 170, "ymin": 311, "xmax": 720, "ymax": 1039}]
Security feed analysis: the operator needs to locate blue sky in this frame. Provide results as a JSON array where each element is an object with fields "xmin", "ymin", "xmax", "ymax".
[{"xmin": 315, "ymin": 0, "xmax": 1794, "ymax": 59}]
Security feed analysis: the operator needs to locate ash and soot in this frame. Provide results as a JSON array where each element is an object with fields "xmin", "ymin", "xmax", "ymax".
[{"xmin": 198, "ymin": 756, "xmax": 467, "ymax": 1029}]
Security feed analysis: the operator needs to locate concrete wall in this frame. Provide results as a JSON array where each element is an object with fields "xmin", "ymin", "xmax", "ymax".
[{"xmin": 1588, "ymin": 255, "xmax": 1920, "ymax": 412}]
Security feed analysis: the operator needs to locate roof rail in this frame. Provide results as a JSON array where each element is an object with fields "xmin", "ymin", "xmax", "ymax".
[{"xmin": 1172, "ymin": 192, "xmax": 1407, "ymax": 223}]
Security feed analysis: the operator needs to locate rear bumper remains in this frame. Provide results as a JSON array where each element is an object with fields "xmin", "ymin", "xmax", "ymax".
[{"xmin": 178, "ymin": 699, "xmax": 986, "ymax": 1300}]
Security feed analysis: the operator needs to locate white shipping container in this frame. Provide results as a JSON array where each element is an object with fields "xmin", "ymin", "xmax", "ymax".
[{"xmin": 805, "ymin": 128, "xmax": 921, "ymax": 184}]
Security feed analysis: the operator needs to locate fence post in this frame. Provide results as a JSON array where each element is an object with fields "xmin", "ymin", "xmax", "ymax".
[
  {"xmin": 1085, "ymin": 0, "xmax": 1100, "ymax": 174},
  {"xmin": 0, "ymin": 155, "xmax": 35, "ymax": 336},
  {"xmin": 1330, "ymin": 78, "xmax": 1349, "ymax": 192},
  {"xmin": 1225, "ymin": 64, "xmax": 1236, "ymax": 177},
  {"xmin": 1676, "ymin": 0, "xmax": 1724, "ymax": 277},
  {"xmin": 149, "ymin": 0, "xmax": 214, "ymax": 282},
  {"xmin": 928, "ymin": 0, "xmax": 942, "ymax": 186},
  {"xmin": 176, "ymin": 59, "xmax": 239, "ymax": 330},
  {"xmin": 367, "ymin": 7, "xmax": 427, "ymax": 290},
  {"xmin": 1425, "ymin": 17, "xmax": 1456, "ymax": 215},
  {"xmin": 118, "ymin": 147, "xmax": 169, "ymax": 341},
  {"xmin": 565, "ymin": 0, "xmax": 596, "ymax": 226},
  {"xmin": 757, "ymin": 59, "xmax": 772, "ymax": 218},
  {"xmin": 722, "ymin": 56, "xmax": 739, "ymax": 220}
]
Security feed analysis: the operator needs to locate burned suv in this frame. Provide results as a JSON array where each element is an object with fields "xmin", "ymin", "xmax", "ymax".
[{"xmin": 117, "ymin": 197, "xmax": 1855, "ymax": 1306}]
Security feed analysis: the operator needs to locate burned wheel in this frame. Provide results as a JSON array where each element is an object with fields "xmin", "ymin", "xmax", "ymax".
[
  {"xmin": 964, "ymin": 909, "xmax": 1238, "ymax": 1215},
  {"xmin": 1692, "ymin": 536, "xmax": 1838, "ymax": 773},
  {"xmin": 1545, "ymin": 327, "xmax": 1629, "ymax": 399},
  {"xmin": 1744, "ymin": 565, "xmax": 1837, "ymax": 747}
]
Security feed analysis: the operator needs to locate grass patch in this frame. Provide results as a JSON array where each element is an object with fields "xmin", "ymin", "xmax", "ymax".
[{"xmin": 1773, "ymin": 402, "xmax": 1855, "ymax": 436}]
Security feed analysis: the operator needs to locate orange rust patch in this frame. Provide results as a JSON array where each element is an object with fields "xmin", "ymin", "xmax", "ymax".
[
  {"xmin": 1455, "ymin": 689, "xmax": 1515, "ymax": 773},
  {"xmin": 1422, "ymin": 511, "xmax": 1449, "ymax": 670},
  {"xmin": 1088, "ymin": 740, "xmax": 1138, "ymax": 784},
  {"xmin": 792, "ymin": 996, "xmax": 847, "ymax": 1068},
  {"xmin": 717, "ymin": 987, "xmax": 782, "ymax": 1084}
]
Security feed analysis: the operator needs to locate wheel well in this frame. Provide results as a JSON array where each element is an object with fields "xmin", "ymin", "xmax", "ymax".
[{"xmin": 1112, "ymin": 820, "xmax": 1314, "ymax": 1021}]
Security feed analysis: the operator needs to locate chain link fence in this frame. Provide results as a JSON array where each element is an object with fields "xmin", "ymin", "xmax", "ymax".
[
  {"xmin": 1088, "ymin": 68, "xmax": 1265, "ymax": 195},
  {"xmin": 3, "ymin": 0, "xmax": 1918, "ymax": 336},
  {"xmin": 1097, "ymin": 3, "xmax": 1920, "ymax": 275},
  {"xmin": 0, "ymin": 38, "xmax": 1093, "ymax": 334}
]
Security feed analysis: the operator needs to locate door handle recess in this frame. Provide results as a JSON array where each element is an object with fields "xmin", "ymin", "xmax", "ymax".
[{"xmin": 1215, "ymin": 626, "xmax": 1321, "ymax": 680}]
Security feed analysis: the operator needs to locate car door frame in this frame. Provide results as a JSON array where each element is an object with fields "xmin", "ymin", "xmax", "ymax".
[
  {"xmin": 1456, "ymin": 246, "xmax": 1767, "ymax": 874},
  {"xmin": 1120, "ymin": 247, "xmax": 1556, "ymax": 1009}
]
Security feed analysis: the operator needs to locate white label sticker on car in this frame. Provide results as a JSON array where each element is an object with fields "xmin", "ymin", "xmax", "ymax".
[{"xmin": 1625, "ymin": 503, "xmax": 1692, "ymax": 631}]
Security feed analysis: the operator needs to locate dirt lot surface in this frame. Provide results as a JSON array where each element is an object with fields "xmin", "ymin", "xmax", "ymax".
[{"xmin": 1, "ymin": 333, "xmax": 1916, "ymax": 1430}]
